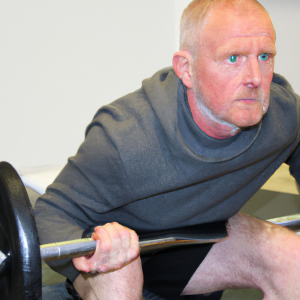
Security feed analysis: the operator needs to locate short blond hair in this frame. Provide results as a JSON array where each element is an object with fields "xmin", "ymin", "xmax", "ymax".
[{"xmin": 180, "ymin": 0, "xmax": 271, "ymax": 57}]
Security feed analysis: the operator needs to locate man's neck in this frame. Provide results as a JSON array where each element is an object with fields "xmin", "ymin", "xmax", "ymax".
[{"xmin": 186, "ymin": 89, "xmax": 241, "ymax": 139}]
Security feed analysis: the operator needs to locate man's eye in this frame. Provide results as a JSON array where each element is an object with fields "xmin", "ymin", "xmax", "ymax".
[
  {"xmin": 259, "ymin": 54, "xmax": 268, "ymax": 61},
  {"xmin": 228, "ymin": 55, "xmax": 238, "ymax": 63}
]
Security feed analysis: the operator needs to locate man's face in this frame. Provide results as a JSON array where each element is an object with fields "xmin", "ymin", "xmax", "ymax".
[{"xmin": 191, "ymin": 4, "xmax": 276, "ymax": 128}]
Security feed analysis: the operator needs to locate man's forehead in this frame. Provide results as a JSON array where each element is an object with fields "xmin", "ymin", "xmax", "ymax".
[
  {"xmin": 199, "ymin": 2, "xmax": 275, "ymax": 46},
  {"xmin": 212, "ymin": 36, "xmax": 276, "ymax": 60}
]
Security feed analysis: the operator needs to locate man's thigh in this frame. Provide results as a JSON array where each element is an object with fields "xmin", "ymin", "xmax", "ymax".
[{"xmin": 142, "ymin": 243, "xmax": 217, "ymax": 300}]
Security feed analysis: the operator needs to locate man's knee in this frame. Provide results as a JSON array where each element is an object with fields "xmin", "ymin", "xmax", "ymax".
[{"xmin": 183, "ymin": 212, "xmax": 300, "ymax": 298}]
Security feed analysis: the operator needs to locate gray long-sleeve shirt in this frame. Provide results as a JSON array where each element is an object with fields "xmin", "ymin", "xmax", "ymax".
[{"xmin": 34, "ymin": 67, "xmax": 300, "ymax": 280}]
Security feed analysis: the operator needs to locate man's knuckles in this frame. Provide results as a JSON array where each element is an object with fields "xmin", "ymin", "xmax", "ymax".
[
  {"xmin": 119, "ymin": 228, "xmax": 131, "ymax": 241},
  {"xmin": 90, "ymin": 223, "xmax": 139, "ymax": 269},
  {"xmin": 130, "ymin": 230, "xmax": 139, "ymax": 241},
  {"xmin": 97, "ymin": 264, "xmax": 109, "ymax": 273},
  {"xmin": 97, "ymin": 240, "xmax": 112, "ymax": 254},
  {"xmin": 111, "ymin": 221, "xmax": 120, "ymax": 227},
  {"xmin": 128, "ymin": 249, "xmax": 139, "ymax": 262}
]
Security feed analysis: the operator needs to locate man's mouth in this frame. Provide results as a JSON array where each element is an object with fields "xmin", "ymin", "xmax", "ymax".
[{"xmin": 237, "ymin": 99, "xmax": 260, "ymax": 104}]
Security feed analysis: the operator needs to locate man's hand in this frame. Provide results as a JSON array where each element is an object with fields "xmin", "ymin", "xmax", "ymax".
[{"xmin": 72, "ymin": 222, "xmax": 140, "ymax": 274}]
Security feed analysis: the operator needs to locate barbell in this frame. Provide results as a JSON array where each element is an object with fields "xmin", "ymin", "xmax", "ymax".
[{"xmin": 0, "ymin": 161, "xmax": 229, "ymax": 300}]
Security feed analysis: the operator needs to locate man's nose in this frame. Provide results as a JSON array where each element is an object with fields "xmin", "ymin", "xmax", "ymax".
[{"xmin": 242, "ymin": 58, "xmax": 262, "ymax": 88}]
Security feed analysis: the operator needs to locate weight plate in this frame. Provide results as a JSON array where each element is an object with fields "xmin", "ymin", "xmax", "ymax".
[{"xmin": 0, "ymin": 162, "xmax": 42, "ymax": 300}]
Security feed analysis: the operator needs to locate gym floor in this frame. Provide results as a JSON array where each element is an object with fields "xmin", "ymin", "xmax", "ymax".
[
  {"xmin": 221, "ymin": 289, "xmax": 264, "ymax": 299},
  {"xmin": 32, "ymin": 163, "xmax": 298, "ymax": 299}
]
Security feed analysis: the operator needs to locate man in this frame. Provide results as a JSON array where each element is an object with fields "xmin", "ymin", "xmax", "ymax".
[{"xmin": 35, "ymin": 0, "xmax": 300, "ymax": 299}]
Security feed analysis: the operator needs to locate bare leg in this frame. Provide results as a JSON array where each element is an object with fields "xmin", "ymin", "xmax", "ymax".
[
  {"xmin": 73, "ymin": 257, "xmax": 143, "ymax": 300},
  {"xmin": 182, "ymin": 212, "xmax": 300, "ymax": 300}
]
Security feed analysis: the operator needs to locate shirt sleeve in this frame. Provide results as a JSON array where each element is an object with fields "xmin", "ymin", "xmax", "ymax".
[
  {"xmin": 286, "ymin": 139, "xmax": 300, "ymax": 186},
  {"xmin": 34, "ymin": 120, "xmax": 135, "ymax": 281}
]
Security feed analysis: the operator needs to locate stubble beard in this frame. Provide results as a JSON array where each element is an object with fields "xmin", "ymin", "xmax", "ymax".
[{"xmin": 191, "ymin": 76, "xmax": 268, "ymax": 135}]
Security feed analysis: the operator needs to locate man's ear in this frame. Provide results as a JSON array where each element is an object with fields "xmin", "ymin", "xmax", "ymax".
[{"xmin": 172, "ymin": 50, "xmax": 194, "ymax": 89}]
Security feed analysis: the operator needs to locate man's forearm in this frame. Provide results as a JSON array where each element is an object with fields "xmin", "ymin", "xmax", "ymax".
[{"xmin": 73, "ymin": 257, "xmax": 143, "ymax": 300}]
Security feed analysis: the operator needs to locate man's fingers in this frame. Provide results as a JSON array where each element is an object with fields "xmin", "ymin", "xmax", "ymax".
[
  {"xmin": 129, "ymin": 230, "xmax": 140, "ymax": 260},
  {"xmin": 98, "ymin": 224, "xmax": 120, "ymax": 254},
  {"xmin": 73, "ymin": 222, "xmax": 140, "ymax": 274},
  {"xmin": 73, "ymin": 255, "xmax": 91, "ymax": 273},
  {"xmin": 111, "ymin": 222, "xmax": 140, "ymax": 263},
  {"xmin": 91, "ymin": 224, "xmax": 118, "ymax": 272},
  {"xmin": 113, "ymin": 223, "xmax": 133, "ymax": 268}
]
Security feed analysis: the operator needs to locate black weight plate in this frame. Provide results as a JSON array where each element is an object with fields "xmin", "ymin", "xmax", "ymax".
[
  {"xmin": 0, "ymin": 162, "xmax": 42, "ymax": 300},
  {"xmin": 0, "ymin": 226, "xmax": 10, "ymax": 300}
]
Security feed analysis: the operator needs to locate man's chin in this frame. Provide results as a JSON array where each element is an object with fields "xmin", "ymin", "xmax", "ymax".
[
  {"xmin": 233, "ymin": 117, "xmax": 264, "ymax": 129},
  {"xmin": 224, "ymin": 112, "xmax": 266, "ymax": 129}
]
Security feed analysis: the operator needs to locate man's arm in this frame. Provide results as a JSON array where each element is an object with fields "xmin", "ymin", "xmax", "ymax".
[
  {"xmin": 73, "ymin": 257, "xmax": 144, "ymax": 300},
  {"xmin": 34, "ymin": 123, "xmax": 136, "ymax": 280},
  {"xmin": 286, "ymin": 140, "xmax": 300, "ymax": 185}
]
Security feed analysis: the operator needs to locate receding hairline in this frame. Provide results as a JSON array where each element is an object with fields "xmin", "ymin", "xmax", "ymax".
[{"xmin": 180, "ymin": 0, "xmax": 275, "ymax": 56}]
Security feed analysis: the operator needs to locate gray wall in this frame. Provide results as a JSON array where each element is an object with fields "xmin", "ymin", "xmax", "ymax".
[{"xmin": 1, "ymin": 1, "xmax": 300, "ymax": 169}]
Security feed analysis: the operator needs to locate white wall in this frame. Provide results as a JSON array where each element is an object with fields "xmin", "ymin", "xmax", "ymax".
[
  {"xmin": 1, "ymin": 1, "xmax": 300, "ymax": 169},
  {"xmin": 259, "ymin": 0, "xmax": 300, "ymax": 94},
  {"xmin": 0, "ymin": 1, "xmax": 175, "ymax": 169},
  {"xmin": 174, "ymin": 0, "xmax": 191, "ymax": 52}
]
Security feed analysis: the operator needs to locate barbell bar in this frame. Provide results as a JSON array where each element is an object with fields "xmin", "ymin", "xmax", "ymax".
[
  {"xmin": 7, "ymin": 212, "xmax": 300, "ymax": 263},
  {"xmin": 1, "ymin": 212, "xmax": 299, "ymax": 268},
  {"xmin": 32, "ymin": 211, "xmax": 300, "ymax": 261}
]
